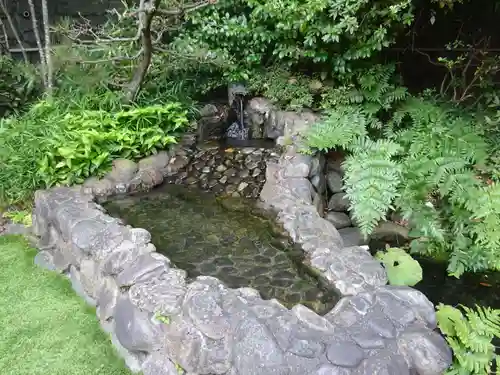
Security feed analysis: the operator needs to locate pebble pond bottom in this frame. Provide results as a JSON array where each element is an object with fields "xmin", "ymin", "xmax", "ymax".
[{"xmin": 104, "ymin": 184, "xmax": 339, "ymax": 315}]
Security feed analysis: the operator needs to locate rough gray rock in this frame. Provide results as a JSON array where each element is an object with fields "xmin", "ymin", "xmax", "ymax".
[
  {"xmin": 326, "ymin": 341, "xmax": 365, "ymax": 367},
  {"xmin": 165, "ymin": 155, "xmax": 190, "ymax": 175},
  {"xmin": 101, "ymin": 240, "xmax": 155, "ymax": 275},
  {"xmin": 326, "ymin": 170, "xmax": 344, "ymax": 193},
  {"xmin": 183, "ymin": 280, "xmax": 231, "ymax": 340},
  {"xmin": 142, "ymin": 351, "xmax": 179, "ymax": 375},
  {"xmin": 110, "ymin": 332, "xmax": 144, "ymax": 372},
  {"xmin": 309, "ymin": 154, "xmax": 325, "ymax": 178},
  {"xmin": 371, "ymin": 221, "xmax": 410, "ymax": 245},
  {"xmin": 107, "ymin": 159, "xmax": 138, "ymax": 183},
  {"xmin": 164, "ymin": 316, "xmax": 209, "ymax": 373},
  {"xmin": 116, "ymin": 252, "xmax": 170, "ymax": 287},
  {"xmin": 312, "ymin": 193, "xmax": 326, "ymax": 217},
  {"xmin": 328, "ymin": 193, "xmax": 350, "ymax": 212},
  {"xmin": 69, "ymin": 265, "xmax": 97, "ymax": 306},
  {"xmin": 326, "ymin": 212, "xmax": 352, "ymax": 229},
  {"xmin": 129, "ymin": 268, "xmax": 187, "ymax": 316},
  {"xmin": 34, "ymin": 250, "xmax": 57, "ymax": 271},
  {"xmin": 354, "ymin": 351, "xmax": 410, "ymax": 375},
  {"xmin": 132, "ymin": 168, "xmax": 164, "ymax": 190},
  {"xmin": 397, "ymin": 329, "xmax": 452, "ymax": 375},
  {"xmin": 338, "ymin": 227, "xmax": 368, "ymax": 247},
  {"xmin": 199, "ymin": 103, "xmax": 219, "ymax": 117},
  {"xmin": 327, "ymin": 157, "xmax": 345, "ymax": 176},
  {"xmin": 114, "ymin": 295, "xmax": 166, "ymax": 353},
  {"xmin": 310, "ymin": 173, "xmax": 327, "ymax": 194},
  {"xmin": 264, "ymin": 110, "xmax": 321, "ymax": 140},
  {"xmin": 138, "ymin": 151, "xmax": 171, "ymax": 172},
  {"xmin": 234, "ymin": 315, "xmax": 288, "ymax": 375},
  {"xmin": 82, "ymin": 177, "xmax": 115, "ymax": 197},
  {"xmin": 79, "ymin": 258, "xmax": 103, "ymax": 299}
]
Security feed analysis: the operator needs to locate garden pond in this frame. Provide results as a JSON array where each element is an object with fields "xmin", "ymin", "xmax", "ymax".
[{"xmin": 104, "ymin": 183, "xmax": 339, "ymax": 315}]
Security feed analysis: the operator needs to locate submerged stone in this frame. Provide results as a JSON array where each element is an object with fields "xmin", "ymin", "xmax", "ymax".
[{"xmin": 104, "ymin": 184, "xmax": 338, "ymax": 314}]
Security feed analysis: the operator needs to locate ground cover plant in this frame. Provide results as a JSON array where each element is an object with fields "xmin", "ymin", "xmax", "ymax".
[
  {"xmin": 0, "ymin": 95, "xmax": 190, "ymax": 205},
  {"xmin": 0, "ymin": 235, "xmax": 131, "ymax": 375}
]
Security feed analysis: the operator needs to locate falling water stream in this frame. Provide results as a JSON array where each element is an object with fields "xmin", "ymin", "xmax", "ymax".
[{"xmin": 226, "ymin": 95, "xmax": 249, "ymax": 140}]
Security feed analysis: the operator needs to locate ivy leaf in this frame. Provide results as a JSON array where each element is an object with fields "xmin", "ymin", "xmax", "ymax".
[{"xmin": 375, "ymin": 247, "xmax": 423, "ymax": 286}]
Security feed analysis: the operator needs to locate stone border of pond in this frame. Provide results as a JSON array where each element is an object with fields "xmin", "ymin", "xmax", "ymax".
[
  {"xmin": 31, "ymin": 130, "xmax": 452, "ymax": 374},
  {"xmin": 259, "ymin": 145, "xmax": 387, "ymax": 296}
]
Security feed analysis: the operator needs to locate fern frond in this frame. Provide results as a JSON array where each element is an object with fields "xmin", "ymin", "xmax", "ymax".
[
  {"xmin": 343, "ymin": 138, "xmax": 402, "ymax": 237},
  {"xmin": 437, "ymin": 303, "xmax": 500, "ymax": 375},
  {"xmin": 304, "ymin": 106, "xmax": 367, "ymax": 151}
]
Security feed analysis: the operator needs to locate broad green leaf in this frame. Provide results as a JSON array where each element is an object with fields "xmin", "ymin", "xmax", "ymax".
[{"xmin": 375, "ymin": 247, "xmax": 423, "ymax": 286}]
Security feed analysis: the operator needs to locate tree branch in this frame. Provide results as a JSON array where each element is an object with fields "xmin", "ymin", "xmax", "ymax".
[
  {"xmin": 124, "ymin": 0, "xmax": 160, "ymax": 103},
  {"xmin": 0, "ymin": 17, "xmax": 9, "ymax": 54}
]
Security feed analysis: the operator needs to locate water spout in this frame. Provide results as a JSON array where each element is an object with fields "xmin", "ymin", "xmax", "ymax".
[{"xmin": 226, "ymin": 83, "xmax": 249, "ymax": 140}]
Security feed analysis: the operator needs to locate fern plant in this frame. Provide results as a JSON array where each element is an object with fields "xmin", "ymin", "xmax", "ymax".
[
  {"xmin": 305, "ymin": 69, "xmax": 500, "ymax": 276},
  {"xmin": 343, "ymin": 137, "xmax": 403, "ymax": 235},
  {"xmin": 436, "ymin": 303, "xmax": 500, "ymax": 374}
]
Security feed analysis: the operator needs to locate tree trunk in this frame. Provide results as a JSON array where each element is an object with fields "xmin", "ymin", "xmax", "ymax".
[
  {"xmin": 27, "ymin": 0, "xmax": 48, "ymax": 88},
  {"xmin": 41, "ymin": 0, "xmax": 53, "ymax": 95},
  {"xmin": 0, "ymin": 0, "xmax": 28, "ymax": 63},
  {"xmin": 0, "ymin": 18, "xmax": 10, "ymax": 54},
  {"xmin": 124, "ymin": 0, "xmax": 161, "ymax": 103}
]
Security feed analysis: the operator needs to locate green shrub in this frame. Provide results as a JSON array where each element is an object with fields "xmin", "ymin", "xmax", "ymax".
[
  {"xmin": 173, "ymin": 0, "xmax": 414, "ymax": 80},
  {"xmin": 436, "ymin": 304, "xmax": 500, "ymax": 374},
  {"xmin": 247, "ymin": 67, "xmax": 315, "ymax": 110},
  {"xmin": 0, "ymin": 100, "xmax": 189, "ymax": 204},
  {"xmin": 0, "ymin": 56, "xmax": 41, "ymax": 117}
]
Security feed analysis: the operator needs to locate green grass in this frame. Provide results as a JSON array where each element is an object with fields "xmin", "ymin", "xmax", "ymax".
[{"xmin": 0, "ymin": 235, "xmax": 131, "ymax": 375}]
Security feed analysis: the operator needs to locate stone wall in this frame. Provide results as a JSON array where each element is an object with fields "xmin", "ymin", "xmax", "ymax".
[{"xmin": 31, "ymin": 129, "xmax": 452, "ymax": 374}]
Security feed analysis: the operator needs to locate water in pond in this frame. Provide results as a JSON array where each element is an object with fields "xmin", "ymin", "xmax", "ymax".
[
  {"xmin": 104, "ymin": 184, "xmax": 339, "ymax": 314},
  {"xmin": 413, "ymin": 257, "xmax": 500, "ymax": 309},
  {"xmin": 369, "ymin": 239, "xmax": 500, "ymax": 309}
]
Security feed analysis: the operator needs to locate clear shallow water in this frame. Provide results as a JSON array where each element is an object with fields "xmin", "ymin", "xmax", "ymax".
[
  {"xmin": 369, "ymin": 239, "xmax": 500, "ymax": 309},
  {"xmin": 104, "ymin": 184, "xmax": 339, "ymax": 314}
]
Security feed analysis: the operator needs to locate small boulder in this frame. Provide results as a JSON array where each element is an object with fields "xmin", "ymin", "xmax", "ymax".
[
  {"xmin": 338, "ymin": 227, "xmax": 368, "ymax": 247},
  {"xmin": 199, "ymin": 103, "xmax": 219, "ymax": 117},
  {"xmin": 325, "ymin": 212, "xmax": 352, "ymax": 229},
  {"xmin": 397, "ymin": 329, "xmax": 452, "ymax": 375},
  {"xmin": 82, "ymin": 177, "xmax": 115, "ymax": 197},
  {"xmin": 328, "ymin": 193, "xmax": 350, "ymax": 212},
  {"xmin": 313, "ymin": 193, "xmax": 326, "ymax": 217},
  {"xmin": 326, "ymin": 154, "xmax": 345, "ymax": 176},
  {"xmin": 138, "ymin": 151, "xmax": 171, "ymax": 171},
  {"xmin": 371, "ymin": 221, "xmax": 410, "ymax": 245},
  {"xmin": 310, "ymin": 173, "xmax": 326, "ymax": 194},
  {"xmin": 107, "ymin": 159, "xmax": 138, "ymax": 182},
  {"xmin": 326, "ymin": 171, "xmax": 343, "ymax": 193},
  {"xmin": 134, "ymin": 168, "xmax": 164, "ymax": 189}
]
